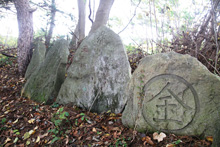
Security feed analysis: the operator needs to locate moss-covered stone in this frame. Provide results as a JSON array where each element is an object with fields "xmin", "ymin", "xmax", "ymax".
[{"xmin": 22, "ymin": 39, "xmax": 69, "ymax": 104}]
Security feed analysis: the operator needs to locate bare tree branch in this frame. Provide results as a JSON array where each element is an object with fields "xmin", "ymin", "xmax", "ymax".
[
  {"xmin": 211, "ymin": 0, "xmax": 220, "ymax": 70},
  {"xmin": 118, "ymin": 0, "xmax": 141, "ymax": 34},
  {"xmin": 0, "ymin": 52, "xmax": 16, "ymax": 58},
  {"xmin": 88, "ymin": 0, "xmax": 93, "ymax": 24},
  {"xmin": 69, "ymin": 28, "xmax": 79, "ymax": 40}
]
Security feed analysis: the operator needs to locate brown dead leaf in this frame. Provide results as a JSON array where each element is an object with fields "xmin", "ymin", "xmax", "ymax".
[
  {"xmin": 65, "ymin": 135, "xmax": 69, "ymax": 144},
  {"xmin": 142, "ymin": 136, "xmax": 154, "ymax": 145},
  {"xmin": 39, "ymin": 132, "xmax": 48, "ymax": 138},
  {"xmin": 113, "ymin": 131, "xmax": 117, "ymax": 138},
  {"xmin": 101, "ymin": 125, "xmax": 108, "ymax": 131},
  {"xmin": 73, "ymin": 130, "xmax": 79, "ymax": 137},
  {"xmin": 0, "ymin": 115, "xmax": 5, "ymax": 118},
  {"xmin": 108, "ymin": 116, "xmax": 119, "ymax": 120},
  {"xmin": 34, "ymin": 112, "xmax": 41, "ymax": 116},
  {"xmin": 111, "ymin": 127, "xmax": 120, "ymax": 131},
  {"xmin": 86, "ymin": 136, "xmax": 92, "ymax": 140},
  {"xmin": 17, "ymin": 144, "xmax": 25, "ymax": 147},
  {"xmin": 4, "ymin": 143, "xmax": 13, "ymax": 147}
]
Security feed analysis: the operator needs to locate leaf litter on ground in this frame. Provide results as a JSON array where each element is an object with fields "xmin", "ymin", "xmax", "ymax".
[{"xmin": 0, "ymin": 58, "xmax": 213, "ymax": 146}]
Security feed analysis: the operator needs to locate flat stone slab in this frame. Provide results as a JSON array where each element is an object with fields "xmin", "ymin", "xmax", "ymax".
[
  {"xmin": 122, "ymin": 52, "xmax": 220, "ymax": 137},
  {"xmin": 22, "ymin": 39, "xmax": 69, "ymax": 104},
  {"xmin": 56, "ymin": 26, "xmax": 131, "ymax": 114}
]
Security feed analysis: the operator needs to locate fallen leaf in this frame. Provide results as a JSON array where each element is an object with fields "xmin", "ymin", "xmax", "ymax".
[
  {"xmin": 92, "ymin": 136, "xmax": 100, "ymax": 142},
  {"xmin": 113, "ymin": 131, "xmax": 117, "ymax": 138},
  {"xmin": 39, "ymin": 132, "xmax": 48, "ymax": 138},
  {"xmin": 13, "ymin": 137, "xmax": 19, "ymax": 143},
  {"xmin": 34, "ymin": 126, "xmax": 38, "ymax": 130},
  {"xmin": 4, "ymin": 110, "xmax": 10, "ymax": 114},
  {"xmin": 101, "ymin": 125, "xmax": 107, "ymax": 131},
  {"xmin": 36, "ymin": 136, "xmax": 40, "ymax": 143},
  {"xmin": 34, "ymin": 112, "xmax": 41, "ymax": 116},
  {"xmin": 206, "ymin": 136, "xmax": 213, "ymax": 142},
  {"xmin": 13, "ymin": 118, "xmax": 19, "ymax": 124},
  {"xmin": 111, "ymin": 127, "xmax": 120, "ymax": 131},
  {"xmin": 142, "ymin": 136, "xmax": 154, "ymax": 145},
  {"xmin": 26, "ymin": 140, "xmax": 31, "ymax": 145},
  {"xmin": 86, "ymin": 136, "xmax": 92, "ymax": 140},
  {"xmin": 73, "ymin": 130, "xmax": 78, "ymax": 137},
  {"xmin": 65, "ymin": 135, "xmax": 69, "ymax": 144},
  {"xmin": 104, "ymin": 133, "xmax": 110, "ymax": 137},
  {"xmin": 108, "ymin": 116, "xmax": 119, "ymax": 120},
  {"xmin": 92, "ymin": 127, "xmax": 97, "ymax": 133},
  {"xmin": 110, "ymin": 113, "xmax": 116, "ymax": 117},
  {"xmin": 166, "ymin": 143, "xmax": 175, "ymax": 147},
  {"xmin": 153, "ymin": 132, "xmax": 166, "ymax": 142},
  {"xmin": 4, "ymin": 137, "xmax": 11, "ymax": 144},
  {"xmin": 4, "ymin": 143, "xmax": 13, "ymax": 147},
  {"xmin": 0, "ymin": 115, "xmax": 5, "ymax": 118},
  {"xmin": 23, "ymin": 130, "xmax": 35, "ymax": 140},
  {"xmin": 28, "ymin": 118, "xmax": 35, "ymax": 124},
  {"xmin": 29, "ymin": 129, "xmax": 35, "ymax": 135}
]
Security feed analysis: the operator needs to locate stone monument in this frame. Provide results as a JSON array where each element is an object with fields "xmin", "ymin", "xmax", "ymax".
[
  {"xmin": 122, "ymin": 52, "xmax": 220, "ymax": 138},
  {"xmin": 22, "ymin": 39, "xmax": 69, "ymax": 104},
  {"xmin": 25, "ymin": 38, "xmax": 46, "ymax": 79},
  {"xmin": 56, "ymin": 26, "xmax": 131, "ymax": 114}
]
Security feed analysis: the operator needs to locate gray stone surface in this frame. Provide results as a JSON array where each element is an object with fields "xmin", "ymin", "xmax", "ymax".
[
  {"xmin": 25, "ymin": 38, "xmax": 46, "ymax": 79},
  {"xmin": 56, "ymin": 26, "xmax": 131, "ymax": 114},
  {"xmin": 122, "ymin": 52, "xmax": 220, "ymax": 137},
  {"xmin": 22, "ymin": 39, "xmax": 69, "ymax": 104}
]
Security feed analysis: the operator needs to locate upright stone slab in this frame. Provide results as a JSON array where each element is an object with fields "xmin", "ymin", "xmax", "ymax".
[
  {"xmin": 25, "ymin": 38, "xmax": 46, "ymax": 79},
  {"xmin": 122, "ymin": 52, "xmax": 220, "ymax": 137},
  {"xmin": 56, "ymin": 26, "xmax": 131, "ymax": 114},
  {"xmin": 22, "ymin": 39, "xmax": 69, "ymax": 104}
]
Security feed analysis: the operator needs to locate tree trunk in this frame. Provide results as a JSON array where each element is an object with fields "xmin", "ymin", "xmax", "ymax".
[
  {"xmin": 14, "ymin": 0, "xmax": 34, "ymax": 76},
  {"xmin": 89, "ymin": 0, "xmax": 114, "ymax": 34},
  {"xmin": 45, "ymin": 0, "xmax": 56, "ymax": 49},
  {"xmin": 70, "ymin": 0, "xmax": 86, "ymax": 50}
]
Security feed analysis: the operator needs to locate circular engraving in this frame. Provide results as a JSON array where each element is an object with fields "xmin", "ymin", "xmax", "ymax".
[{"xmin": 142, "ymin": 74, "xmax": 199, "ymax": 132}]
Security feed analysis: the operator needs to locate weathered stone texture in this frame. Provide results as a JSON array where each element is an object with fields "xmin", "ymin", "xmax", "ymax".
[
  {"xmin": 56, "ymin": 26, "xmax": 131, "ymax": 113},
  {"xmin": 122, "ymin": 52, "xmax": 220, "ymax": 138},
  {"xmin": 25, "ymin": 38, "xmax": 46, "ymax": 79},
  {"xmin": 22, "ymin": 39, "xmax": 69, "ymax": 104}
]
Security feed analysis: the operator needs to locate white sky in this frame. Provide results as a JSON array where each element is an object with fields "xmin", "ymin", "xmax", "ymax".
[
  {"xmin": 0, "ymin": 0, "xmax": 208, "ymax": 45},
  {"xmin": 0, "ymin": 0, "xmax": 131, "ymax": 37}
]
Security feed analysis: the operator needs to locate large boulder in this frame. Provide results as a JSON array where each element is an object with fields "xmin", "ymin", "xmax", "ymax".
[
  {"xmin": 122, "ymin": 52, "xmax": 220, "ymax": 138},
  {"xmin": 22, "ymin": 39, "xmax": 69, "ymax": 104},
  {"xmin": 25, "ymin": 38, "xmax": 46, "ymax": 79},
  {"xmin": 56, "ymin": 26, "xmax": 131, "ymax": 114}
]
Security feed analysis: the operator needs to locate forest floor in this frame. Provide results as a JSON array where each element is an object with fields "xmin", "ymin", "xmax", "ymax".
[{"xmin": 0, "ymin": 57, "xmax": 213, "ymax": 147}]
